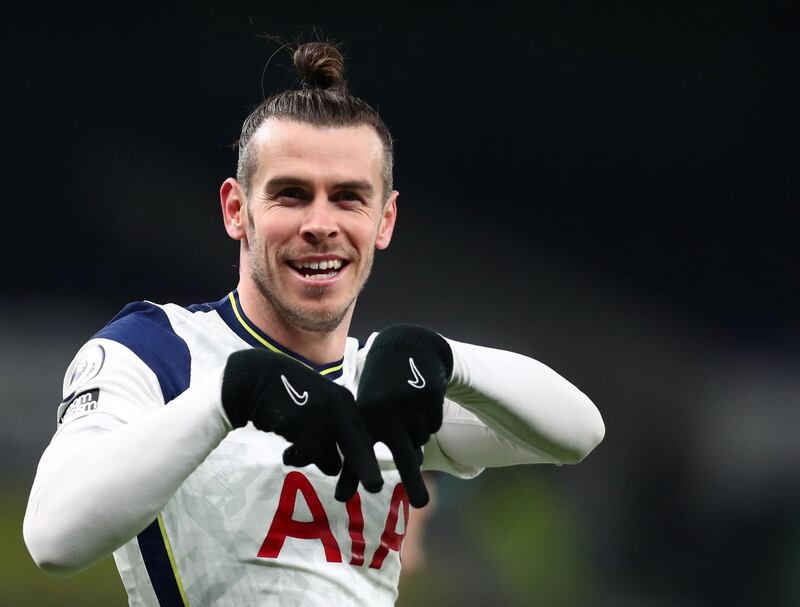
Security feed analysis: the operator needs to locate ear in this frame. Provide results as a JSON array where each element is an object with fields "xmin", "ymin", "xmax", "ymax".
[
  {"xmin": 220, "ymin": 178, "xmax": 248, "ymax": 241},
  {"xmin": 375, "ymin": 190, "xmax": 398, "ymax": 250}
]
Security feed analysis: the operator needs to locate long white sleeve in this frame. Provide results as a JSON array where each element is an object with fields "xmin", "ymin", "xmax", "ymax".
[
  {"xmin": 423, "ymin": 338, "xmax": 605, "ymax": 474},
  {"xmin": 25, "ymin": 331, "xmax": 604, "ymax": 576},
  {"xmin": 23, "ymin": 369, "xmax": 231, "ymax": 577}
]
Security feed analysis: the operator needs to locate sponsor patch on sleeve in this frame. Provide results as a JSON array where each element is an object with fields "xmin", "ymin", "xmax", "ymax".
[
  {"xmin": 59, "ymin": 389, "xmax": 100, "ymax": 425},
  {"xmin": 63, "ymin": 344, "xmax": 106, "ymax": 398}
]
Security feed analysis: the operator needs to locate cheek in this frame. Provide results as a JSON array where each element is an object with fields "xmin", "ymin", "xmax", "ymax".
[
  {"xmin": 349, "ymin": 214, "xmax": 383, "ymax": 246},
  {"xmin": 252, "ymin": 217, "xmax": 295, "ymax": 250},
  {"xmin": 351, "ymin": 230, "xmax": 379, "ymax": 258}
]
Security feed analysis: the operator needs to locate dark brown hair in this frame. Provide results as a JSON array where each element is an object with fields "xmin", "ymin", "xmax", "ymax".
[{"xmin": 236, "ymin": 42, "xmax": 394, "ymax": 198}]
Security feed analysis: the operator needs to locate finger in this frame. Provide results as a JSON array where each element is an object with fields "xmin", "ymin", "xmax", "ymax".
[
  {"xmin": 334, "ymin": 463, "xmax": 361, "ymax": 502},
  {"xmin": 315, "ymin": 439, "xmax": 343, "ymax": 476},
  {"xmin": 421, "ymin": 400, "xmax": 444, "ymax": 434},
  {"xmin": 334, "ymin": 409, "xmax": 383, "ymax": 493},
  {"xmin": 406, "ymin": 422, "xmax": 430, "ymax": 447},
  {"xmin": 385, "ymin": 430, "xmax": 429, "ymax": 508},
  {"xmin": 282, "ymin": 445, "xmax": 313, "ymax": 468}
]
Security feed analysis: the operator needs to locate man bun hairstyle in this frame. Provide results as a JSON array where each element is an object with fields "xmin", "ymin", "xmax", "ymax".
[
  {"xmin": 237, "ymin": 41, "xmax": 394, "ymax": 199},
  {"xmin": 293, "ymin": 42, "xmax": 346, "ymax": 90}
]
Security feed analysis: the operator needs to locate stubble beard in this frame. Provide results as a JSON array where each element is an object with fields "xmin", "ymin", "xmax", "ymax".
[{"xmin": 248, "ymin": 244, "xmax": 374, "ymax": 334}]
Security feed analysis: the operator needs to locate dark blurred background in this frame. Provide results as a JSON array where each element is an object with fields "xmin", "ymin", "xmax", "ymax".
[{"xmin": 1, "ymin": 1, "xmax": 797, "ymax": 605}]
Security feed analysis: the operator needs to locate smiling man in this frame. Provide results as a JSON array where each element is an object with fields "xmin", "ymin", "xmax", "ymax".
[
  {"xmin": 222, "ymin": 119, "xmax": 397, "ymax": 346},
  {"xmin": 23, "ymin": 42, "xmax": 605, "ymax": 606}
]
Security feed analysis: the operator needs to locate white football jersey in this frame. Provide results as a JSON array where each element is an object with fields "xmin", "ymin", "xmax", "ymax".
[{"xmin": 56, "ymin": 291, "xmax": 479, "ymax": 607}]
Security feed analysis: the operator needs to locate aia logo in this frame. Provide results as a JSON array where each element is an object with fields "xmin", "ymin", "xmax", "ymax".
[{"xmin": 258, "ymin": 471, "xmax": 409, "ymax": 569}]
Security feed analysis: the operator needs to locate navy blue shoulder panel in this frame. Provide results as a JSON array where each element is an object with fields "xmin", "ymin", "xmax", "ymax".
[{"xmin": 95, "ymin": 301, "xmax": 191, "ymax": 403}]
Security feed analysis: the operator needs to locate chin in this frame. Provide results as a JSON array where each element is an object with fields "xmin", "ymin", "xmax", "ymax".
[
  {"xmin": 282, "ymin": 298, "xmax": 353, "ymax": 334},
  {"xmin": 292, "ymin": 311, "xmax": 349, "ymax": 333}
]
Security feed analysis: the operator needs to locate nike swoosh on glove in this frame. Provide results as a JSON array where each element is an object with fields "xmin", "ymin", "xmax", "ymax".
[
  {"xmin": 222, "ymin": 349, "xmax": 383, "ymax": 496},
  {"xmin": 335, "ymin": 324, "xmax": 453, "ymax": 507}
]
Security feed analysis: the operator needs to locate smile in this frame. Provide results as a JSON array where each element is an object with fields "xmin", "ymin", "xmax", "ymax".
[{"xmin": 287, "ymin": 258, "xmax": 348, "ymax": 282}]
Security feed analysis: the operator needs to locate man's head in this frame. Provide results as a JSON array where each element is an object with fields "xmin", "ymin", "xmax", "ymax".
[
  {"xmin": 236, "ymin": 42, "xmax": 394, "ymax": 201},
  {"xmin": 221, "ymin": 42, "xmax": 398, "ymax": 335}
]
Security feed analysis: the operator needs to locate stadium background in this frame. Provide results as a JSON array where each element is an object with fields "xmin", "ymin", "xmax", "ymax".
[{"xmin": 1, "ymin": 1, "xmax": 796, "ymax": 605}]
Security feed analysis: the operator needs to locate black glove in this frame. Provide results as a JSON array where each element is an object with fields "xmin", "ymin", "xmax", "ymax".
[
  {"xmin": 334, "ymin": 324, "xmax": 453, "ymax": 507},
  {"xmin": 222, "ymin": 349, "xmax": 383, "ymax": 495}
]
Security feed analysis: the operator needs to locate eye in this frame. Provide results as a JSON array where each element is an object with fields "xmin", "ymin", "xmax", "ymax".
[
  {"xmin": 331, "ymin": 190, "xmax": 363, "ymax": 205},
  {"xmin": 276, "ymin": 187, "xmax": 308, "ymax": 204}
]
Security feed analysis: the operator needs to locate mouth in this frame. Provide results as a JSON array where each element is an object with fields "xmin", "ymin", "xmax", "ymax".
[{"xmin": 287, "ymin": 257, "xmax": 349, "ymax": 282}]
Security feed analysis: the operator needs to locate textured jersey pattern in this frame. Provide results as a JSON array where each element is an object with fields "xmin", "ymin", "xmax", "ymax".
[{"xmin": 72, "ymin": 293, "xmax": 405, "ymax": 606}]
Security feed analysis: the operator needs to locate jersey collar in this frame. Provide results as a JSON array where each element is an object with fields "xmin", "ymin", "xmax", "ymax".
[{"xmin": 213, "ymin": 290, "xmax": 344, "ymax": 380}]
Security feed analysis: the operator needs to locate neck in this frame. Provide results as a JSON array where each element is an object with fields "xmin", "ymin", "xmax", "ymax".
[{"xmin": 236, "ymin": 280, "xmax": 352, "ymax": 365}]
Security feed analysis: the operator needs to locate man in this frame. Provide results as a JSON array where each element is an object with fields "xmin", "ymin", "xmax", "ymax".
[{"xmin": 24, "ymin": 42, "xmax": 605, "ymax": 606}]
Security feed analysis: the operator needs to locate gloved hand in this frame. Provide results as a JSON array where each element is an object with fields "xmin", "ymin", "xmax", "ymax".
[
  {"xmin": 222, "ymin": 349, "xmax": 383, "ymax": 494},
  {"xmin": 335, "ymin": 324, "xmax": 453, "ymax": 507}
]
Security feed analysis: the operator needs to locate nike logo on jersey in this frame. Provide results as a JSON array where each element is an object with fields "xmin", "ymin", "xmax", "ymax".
[
  {"xmin": 406, "ymin": 357, "xmax": 426, "ymax": 389},
  {"xmin": 281, "ymin": 375, "xmax": 309, "ymax": 406}
]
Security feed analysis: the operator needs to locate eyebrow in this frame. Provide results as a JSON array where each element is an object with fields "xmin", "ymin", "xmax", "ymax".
[
  {"xmin": 264, "ymin": 176, "xmax": 374, "ymax": 195},
  {"xmin": 334, "ymin": 180, "xmax": 374, "ymax": 194}
]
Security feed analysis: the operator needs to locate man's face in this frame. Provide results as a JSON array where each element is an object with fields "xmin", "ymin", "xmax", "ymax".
[{"xmin": 239, "ymin": 119, "xmax": 397, "ymax": 333}]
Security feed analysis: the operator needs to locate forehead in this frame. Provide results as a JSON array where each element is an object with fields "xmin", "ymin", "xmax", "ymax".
[{"xmin": 250, "ymin": 118, "xmax": 384, "ymax": 185}]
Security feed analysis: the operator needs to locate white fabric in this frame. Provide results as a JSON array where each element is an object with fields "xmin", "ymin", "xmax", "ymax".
[
  {"xmin": 438, "ymin": 338, "xmax": 606, "ymax": 467},
  {"xmin": 23, "ymin": 301, "xmax": 604, "ymax": 606}
]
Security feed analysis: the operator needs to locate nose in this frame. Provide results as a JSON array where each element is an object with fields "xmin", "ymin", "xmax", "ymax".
[{"xmin": 300, "ymin": 198, "xmax": 339, "ymax": 244}]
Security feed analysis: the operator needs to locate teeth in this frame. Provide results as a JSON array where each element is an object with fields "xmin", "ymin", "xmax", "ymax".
[
  {"xmin": 293, "ymin": 259, "xmax": 343, "ymax": 270},
  {"xmin": 304, "ymin": 272, "xmax": 337, "ymax": 281}
]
